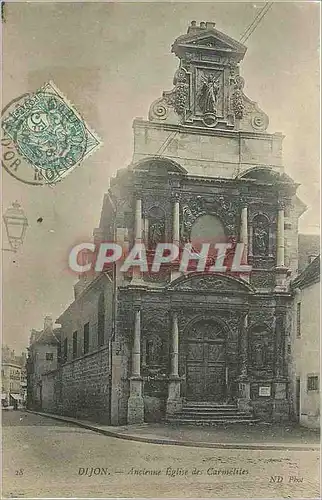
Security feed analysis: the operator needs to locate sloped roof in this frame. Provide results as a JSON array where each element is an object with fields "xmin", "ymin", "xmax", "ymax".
[
  {"xmin": 298, "ymin": 234, "xmax": 320, "ymax": 271},
  {"xmin": 292, "ymin": 255, "xmax": 320, "ymax": 290},
  {"xmin": 30, "ymin": 327, "xmax": 61, "ymax": 346}
]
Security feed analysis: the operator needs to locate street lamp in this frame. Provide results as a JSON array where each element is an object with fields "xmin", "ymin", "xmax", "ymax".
[{"xmin": 2, "ymin": 201, "xmax": 28, "ymax": 252}]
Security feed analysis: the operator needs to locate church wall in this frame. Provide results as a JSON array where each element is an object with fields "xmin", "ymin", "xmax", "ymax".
[
  {"xmin": 115, "ymin": 284, "xmax": 292, "ymax": 424},
  {"xmin": 58, "ymin": 346, "xmax": 110, "ymax": 423},
  {"xmin": 50, "ymin": 276, "xmax": 114, "ymax": 423},
  {"xmin": 132, "ymin": 120, "xmax": 284, "ymax": 179}
]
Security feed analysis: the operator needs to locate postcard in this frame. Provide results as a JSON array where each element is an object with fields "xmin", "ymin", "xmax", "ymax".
[{"xmin": 1, "ymin": 2, "xmax": 320, "ymax": 499}]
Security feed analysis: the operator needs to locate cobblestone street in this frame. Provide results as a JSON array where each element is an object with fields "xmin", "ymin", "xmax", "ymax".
[{"xmin": 2, "ymin": 411, "xmax": 320, "ymax": 498}]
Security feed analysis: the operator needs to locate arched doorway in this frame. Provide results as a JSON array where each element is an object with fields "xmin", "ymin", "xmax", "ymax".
[{"xmin": 185, "ymin": 319, "xmax": 227, "ymax": 402}]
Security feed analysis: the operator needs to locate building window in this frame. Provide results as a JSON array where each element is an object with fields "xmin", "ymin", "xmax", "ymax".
[
  {"xmin": 97, "ymin": 293, "xmax": 105, "ymax": 347},
  {"xmin": 45, "ymin": 353, "xmax": 54, "ymax": 361},
  {"xmin": 72, "ymin": 331, "xmax": 78, "ymax": 359},
  {"xmin": 296, "ymin": 302, "xmax": 301, "ymax": 338},
  {"xmin": 84, "ymin": 323, "xmax": 89, "ymax": 354},
  {"xmin": 307, "ymin": 375, "xmax": 319, "ymax": 391}
]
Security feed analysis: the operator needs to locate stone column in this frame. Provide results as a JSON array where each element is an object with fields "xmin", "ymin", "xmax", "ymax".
[
  {"xmin": 171, "ymin": 194, "xmax": 181, "ymax": 281},
  {"xmin": 135, "ymin": 198, "xmax": 142, "ymax": 243},
  {"xmin": 170, "ymin": 312, "xmax": 179, "ymax": 377},
  {"xmin": 240, "ymin": 205, "xmax": 248, "ymax": 262},
  {"xmin": 275, "ymin": 201, "xmax": 287, "ymax": 291},
  {"xmin": 237, "ymin": 312, "xmax": 251, "ymax": 412},
  {"xmin": 132, "ymin": 309, "xmax": 141, "ymax": 377},
  {"xmin": 173, "ymin": 197, "xmax": 180, "ymax": 247},
  {"xmin": 127, "ymin": 308, "xmax": 144, "ymax": 424},
  {"xmin": 276, "ymin": 203, "xmax": 285, "ymax": 267},
  {"xmin": 239, "ymin": 202, "xmax": 250, "ymax": 282},
  {"xmin": 240, "ymin": 313, "xmax": 248, "ymax": 378},
  {"xmin": 166, "ymin": 312, "xmax": 182, "ymax": 416},
  {"xmin": 132, "ymin": 198, "xmax": 143, "ymax": 283}
]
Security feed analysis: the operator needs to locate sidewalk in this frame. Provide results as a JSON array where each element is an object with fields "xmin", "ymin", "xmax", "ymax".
[{"xmin": 26, "ymin": 410, "xmax": 320, "ymax": 451}]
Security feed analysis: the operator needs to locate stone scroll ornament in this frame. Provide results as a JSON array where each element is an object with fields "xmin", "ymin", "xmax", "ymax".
[
  {"xmin": 231, "ymin": 76, "xmax": 245, "ymax": 120},
  {"xmin": 2, "ymin": 81, "xmax": 102, "ymax": 185},
  {"xmin": 163, "ymin": 69, "xmax": 190, "ymax": 116}
]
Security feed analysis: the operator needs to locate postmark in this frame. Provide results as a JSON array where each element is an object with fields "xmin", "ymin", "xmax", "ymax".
[{"xmin": 1, "ymin": 82, "xmax": 102, "ymax": 185}]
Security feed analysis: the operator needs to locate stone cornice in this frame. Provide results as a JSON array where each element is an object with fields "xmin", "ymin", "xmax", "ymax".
[{"xmin": 133, "ymin": 118, "xmax": 285, "ymax": 142}]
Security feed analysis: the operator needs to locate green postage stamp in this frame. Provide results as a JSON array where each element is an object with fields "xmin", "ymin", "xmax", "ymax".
[{"xmin": 2, "ymin": 81, "xmax": 101, "ymax": 185}]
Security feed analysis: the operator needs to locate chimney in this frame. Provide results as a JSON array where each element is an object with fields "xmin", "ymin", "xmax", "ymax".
[
  {"xmin": 44, "ymin": 316, "xmax": 53, "ymax": 331},
  {"xmin": 187, "ymin": 20, "xmax": 216, "ymax": 34}
]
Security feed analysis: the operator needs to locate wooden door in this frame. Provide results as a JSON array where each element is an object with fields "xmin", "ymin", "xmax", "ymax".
[{"xmin": 186, "ymin": 322, "xmax": 226, "ymax": 401}]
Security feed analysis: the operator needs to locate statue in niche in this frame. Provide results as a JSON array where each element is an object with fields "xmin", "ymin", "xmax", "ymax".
[
  {"xmin": 253, "ymin": 218, "xmax": 269, "ymax": 255},
  {"xmin": 198, "ymin": 74, "xmax": 220, "ymax": 115},
  {"xmin": 146, "ymin": 334, "xmax": 163, "ymax": 366},
  {"xmin": 252, "ymin": 337, "xmax": 270, "ymax": 368},
  {"xmin": 148, "ymin": 220, "xmax": 165, "ymax": 247}
]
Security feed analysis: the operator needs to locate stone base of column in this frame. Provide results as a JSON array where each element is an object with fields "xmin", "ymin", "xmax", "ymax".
[
  {"xmin": 271, "ymin": 399, "xmax": 289, "ymax": 422},
  {"xmin": 130, "ymin": 271, "xmax": 144, "ymax": 286},
  {"xmin": 127, "ymin": 377, "xmax": 144, "ymax": 424},
  {"xmin": 275, "ymin": 266, "xmax": 288, "ymax": 292},
  {"xmin": 237, "ymin": 380, "xmax": 251, "ymax": 412},
  {"xmin": 166, "ymin": 376, "xmax": 182, "ymax": 417}
]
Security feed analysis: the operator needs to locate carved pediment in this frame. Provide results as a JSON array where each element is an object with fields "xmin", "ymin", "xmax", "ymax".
[
  {"xmin": 172, "ymin": 23, "xmax": 247, "ymax": 62},
  {"xmin": 168, "ymin": 273, "xmax": 254, "ymax": 293},
  {"xmin": 149, "ymin": 21, "xmax": 269, "ymax": 133}
]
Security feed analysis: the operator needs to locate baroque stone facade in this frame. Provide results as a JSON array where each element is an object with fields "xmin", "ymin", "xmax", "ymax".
[
  {"xmin": 31, "ymin": 22, "xmax": 311, "ymax": 426},
  {"xmin": 105, "ymin": 22, "xmax": 305, "ymax": 424}
]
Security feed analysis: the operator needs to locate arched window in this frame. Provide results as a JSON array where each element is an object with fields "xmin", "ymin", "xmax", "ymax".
[
  {"xmin": 190, "ymin": 214, "xmax": 226, "ymax": 250},
  {"xmin": 252, "ymin": 214, "xmax": 270, "ymax": 256},
  {"xmin": 97, "ymin": 293, "xmax": 105, "ymax": 347}
]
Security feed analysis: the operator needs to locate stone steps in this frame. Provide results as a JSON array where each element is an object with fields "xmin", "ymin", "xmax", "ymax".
[
  {"xmin": 167, "ymin": 418, "xmax": 259, "ymax": 425},
  {"xmin": 167, "ymin": 401, "xmax": 258, "ymax": 425}
]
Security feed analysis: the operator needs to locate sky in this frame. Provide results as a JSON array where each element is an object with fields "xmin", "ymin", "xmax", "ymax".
[{"xmin": 2, "ymin": 1, "xmax": 320, "ymax": 353}]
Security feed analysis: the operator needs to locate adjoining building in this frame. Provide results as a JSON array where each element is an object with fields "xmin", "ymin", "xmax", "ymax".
[
  {"xmin": 27, "ymin": 316, "xmax": 61, "ymax": 411},
  {"xmin": 289, "ymin": 255, "xmax": 320, "ymax": 429},
  {"xmin": 27, "ymin": 22, "xmax": 319, "ymax": 426},
  {"xmin": 1, "ymin": 346, "xmax": 27, "ymax": 408}
]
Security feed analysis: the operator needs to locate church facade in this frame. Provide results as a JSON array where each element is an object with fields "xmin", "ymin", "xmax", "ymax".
[{"xmin": 36, "ymin": 22, "xmax": 309, "ymax": 426}]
